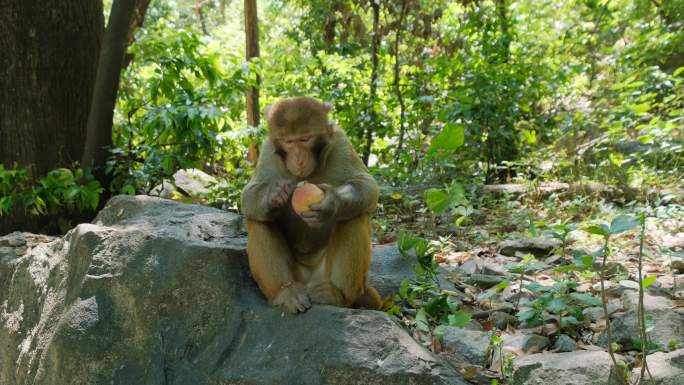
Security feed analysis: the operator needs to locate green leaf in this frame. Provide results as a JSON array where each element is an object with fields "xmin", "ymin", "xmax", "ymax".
[
  {"xmin": 425, "ymin": 189, "xmax": 449, "ymax": 214},
  {"xmin": 399, "ymin": 278, "xmax": 410, "ymax": 299},
  {"xmin": 122, "ymin": 184, "xmax": 136, "ymax": 195},
  {"xmin": 448, "ymin": 310, "xmax": 472, "ymax": 328},
  {"xmin": 433, "ymin": 324, "xmax": 448, "ymax": 339},
  {"xmin": 65, "ymin": 186, "xmax": 80, "ymax": 200},
  {"xmin": 629, "ymin": 103, "xmax": 651, "ymax": 114},
  {"xmin": 569, "ymin": 292, "xmax": 602, "ymax": 306},
  {"xmin": 673, "ymin": 66, "xmax": 684, "ymax": 77},
  {"xmin": 546, "ymin": 297, "xmax": 568, "ymax": 314},
  {"xmin": 584, "ymin": 224, "xmax": 610, "ymax": 237},
  {"xmin": 642, "ymin": 276, "xmax": 657, "ymax": 289},
  {"xmin": 427, "ymin": 122, "xmax": 465, "ymax": 159},
  {"xmin": 517, "ymin": 309, "xmax": 541, "ymax": 323},
  {"xmin": 610, "ymin": 215, "xmax": 638, "ymax": 235},
  {"xmin": 416, "ymin": 308, "xmax": 430, "ymax": 332}
]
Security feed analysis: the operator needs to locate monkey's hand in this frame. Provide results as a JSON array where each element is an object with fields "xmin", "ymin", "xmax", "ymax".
[
  {"xmin": 272, "ymin": 282, "xmax": 311, "ymax": 313},
  {"xmin": 267, "ymin": 180, "xmax": 294, "ymax": 210},
  {"xmin": 300, "ymin": 184, "xmax": 339, "ymax": 228}
]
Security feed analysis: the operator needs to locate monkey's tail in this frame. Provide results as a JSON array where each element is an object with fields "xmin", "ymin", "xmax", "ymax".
[{"xmin": 353, "ymin": 286, "xmax": 382, "ymax": 310}]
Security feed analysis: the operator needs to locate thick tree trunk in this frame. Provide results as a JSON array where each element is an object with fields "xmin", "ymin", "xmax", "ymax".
[
  {"xmin": 0, "ymin": 0, "xmax": 104, "ymax": 233},
  {"xmin": 0, "ymin": 1, "xmax": 103, "ymax": 175},
  {"xmin": 81, "ymin": 0, "xmax": 137, "ymax": 186},
  {"xmin": 245, "ymin": 0, "xmax": 260, "ymax": 164}
]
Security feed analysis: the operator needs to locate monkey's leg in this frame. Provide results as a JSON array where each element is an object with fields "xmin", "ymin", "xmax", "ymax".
[
  {"xmin": 318, "ymin": 216, "xmax": 382, "ymax": 309},
  {"xmin": 246, "ymin": 219, "xmax": 311, "ymax": 313}
]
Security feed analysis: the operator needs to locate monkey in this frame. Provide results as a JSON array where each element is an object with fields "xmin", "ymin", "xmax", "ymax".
[{"xmin": 241, "ymin": 96, "xmax": 382, "ymax": 313}]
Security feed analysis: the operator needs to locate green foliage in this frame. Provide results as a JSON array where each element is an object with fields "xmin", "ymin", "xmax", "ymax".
[
  {"xmin": 395, "ymin": 231, "xmax": 472, "ymax": 336},
  {"xmin": 0, "ymin": 164, "xmax": 103, "ymax": 231},
  {"xmin": 425, "ymin": 181, "xmax": 473, "ymax": 226},
  {"xmin": 111, "ymin": 24, "xmax": 250, "ymax": 204}
]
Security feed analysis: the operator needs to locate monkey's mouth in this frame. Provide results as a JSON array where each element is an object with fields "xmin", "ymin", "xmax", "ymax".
[{"xmin": 292, "ymin": 164, "xmax": 315, "ymax": 178}]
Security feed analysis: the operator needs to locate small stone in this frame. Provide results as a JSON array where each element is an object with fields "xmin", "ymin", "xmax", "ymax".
[
  {"xmin": 499, "ymin": 237, "xmax": 561, "ymax": 258},
  {"xmin": 552, "ymin": 334, "xmax": 577, "ymax": 352},
  {"xmin": 490, "ymin": 311, "xmax": 518, "ymax": 330},
  {"xmin": 503, "ymin": 332, "xmax": 550, "ymax": 354},
  {"xmin": 464, "ymin": 319, "xmax": 484, "ymax": 331},
  {"xmin": 482, "ymin": 262, "xmax": 507, "ymax": 276},
  {"xmin": 442, "ymin": 327, "xmax": 493, "ymax": 366},
  {"xmin": 582, "ymin": 303, "xmax": 620, "ymax": 323},
  {"xmin": 459, "ymin": 257, "xmax": 484, "ymax": 275},
  {"xmin": 672, "ymin": 259, "xmax": 684, "ymax": 274},
  {"xmin": 466, "ymin": 274, "xmax": 505, "ymax": 289}
]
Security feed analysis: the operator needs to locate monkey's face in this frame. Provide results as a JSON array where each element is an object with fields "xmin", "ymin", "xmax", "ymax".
[{"xmin": 279, "ymin": 134, "xmax": 319, "ymax": 178}]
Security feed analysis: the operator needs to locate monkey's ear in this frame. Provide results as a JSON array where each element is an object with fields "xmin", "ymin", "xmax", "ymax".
[
  {"xmin": 322, "ymin": 102, "xmax": 332, "ymax": 113},
  {"xmin": 263, "ymin": 104, "xmax": 272, "ymax": 119}
]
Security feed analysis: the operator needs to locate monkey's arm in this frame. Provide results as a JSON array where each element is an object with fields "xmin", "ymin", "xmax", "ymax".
[
  {"xmin": 323, "ymin": 133, "xmax": 379, "ymax": 221},
  {"xmin": 241, "ymin": 140, "xmax": 295, "ymax": 222}
]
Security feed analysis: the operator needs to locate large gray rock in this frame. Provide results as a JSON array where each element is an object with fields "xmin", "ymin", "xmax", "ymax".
[
  {"xmin": 632, "ymin": 348, "xmax": 684, "ymax": 385},
  {"xmin": 0, "ymin": 195, "xmax": 464, "ymax": 385},
  {"xmin": 512, "ymin": 350, "xmax": 625, "ymax": 385},
  {"xmin": 598, "ymin": 291, "xmax": 684, "ymax": 350}
]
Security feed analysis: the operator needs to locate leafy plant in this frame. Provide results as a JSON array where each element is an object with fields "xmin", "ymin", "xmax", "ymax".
[
  {"xmin": 425, "ymin": 181, "xmax": 473, "ymax": 226},
  {"xmin": 0, "ymin": 164, "xmax": 103, "ymax": 232},
  {"xmin": 394, "ymin": 231, "xmax": 472, "ymax": 338}
]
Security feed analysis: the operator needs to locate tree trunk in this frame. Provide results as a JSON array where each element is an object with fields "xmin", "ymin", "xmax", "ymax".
[
  {"xmin": 362, "ymin": 1, "xmax": 380, "ymax": 166},
  {"xmin": 0, "ymin": 1, "xmax": 103, "ymax": 175},
  {"xmin": 245, "ymin": 0, "xmax": 260, "ymax": 164},
  {"xmin": 195, "ymin": 0, "xmax": 209, "ymax": 35},
  {"xmin": 0, "ymin": 0, "xmax": 103, "ymax": 233},
  {"xmin": 123, "ymin": 0, "xmax": 153, "ymax": 68},
  {"xmin": 394, "ymin": 0, "xmax": 408, "ymax": 154},
  {"xmin": 81, "ymin": 0, "xmax": 137, "ymax": 188}
]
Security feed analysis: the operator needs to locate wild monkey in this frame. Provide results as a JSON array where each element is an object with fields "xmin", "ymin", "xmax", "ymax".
[{"xmin": 241, "ymin": 96, "xmax": 381, "ymax": 313}]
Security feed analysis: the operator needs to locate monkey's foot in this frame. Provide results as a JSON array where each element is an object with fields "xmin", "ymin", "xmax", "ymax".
[
  {"xmin": 273, "ymin": 282, "xmax": 311, "ymax": 313},
  {"xmin": 307, "ymin": 281, "xmax": 345, "ymax": 306}
]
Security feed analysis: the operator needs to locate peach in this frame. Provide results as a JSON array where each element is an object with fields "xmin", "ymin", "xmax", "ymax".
[{"xmin": 291, "ymin": 181, "xmax": 324, "ymax": 215}]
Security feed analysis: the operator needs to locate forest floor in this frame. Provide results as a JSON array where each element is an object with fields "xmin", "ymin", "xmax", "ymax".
[{"xmin": 375, "ymin": 185, "xmax": 684, "ymax": 383}]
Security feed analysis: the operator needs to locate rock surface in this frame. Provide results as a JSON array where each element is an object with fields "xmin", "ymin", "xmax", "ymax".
[
  {"xmin": 512, "ymin": 350, "xmax": 625, "ymax": 385},
  {"xmin": 498, "ymin": 237, "xmax": 561, "ymax": 258},
  {"xmin": 632, "ymin": 348, "xmax": 684, "ymax": 385},
  {"xmin": 441, "ymin": 327, "xmax": 493, "ymax": 366},
  {"xmin": 598, "ymin": 291, "xmax": 684, "ymax": 350},
  {"xmin": 151, "ymin": 168, "xmax": 227, "ymax": 200},
  {"xmin": 0, "ymin": 195, "xmax": 465, "ymax": 385}
]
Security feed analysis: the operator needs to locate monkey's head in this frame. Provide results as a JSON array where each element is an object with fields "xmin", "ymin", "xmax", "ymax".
[{"xmin": 265, "ymin": 96, "xmax": 334, "ymax": 178}]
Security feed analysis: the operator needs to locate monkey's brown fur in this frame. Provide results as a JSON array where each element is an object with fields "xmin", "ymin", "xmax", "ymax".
[{"xmin": 241, "ymin": 96, "xmax": 381, "ymax": 313}]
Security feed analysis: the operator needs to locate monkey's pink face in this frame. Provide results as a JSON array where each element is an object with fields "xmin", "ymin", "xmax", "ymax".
[{"xmin": 280, "ymin": 134, "xmax": 319, "ymax": 178}]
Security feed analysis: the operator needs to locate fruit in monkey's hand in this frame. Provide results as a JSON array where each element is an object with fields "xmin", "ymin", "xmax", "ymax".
[{"xmin": 291, "ymin": 181, "xmax": 325, "ymax": 215}]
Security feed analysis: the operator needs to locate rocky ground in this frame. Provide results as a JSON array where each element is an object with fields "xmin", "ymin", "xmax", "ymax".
[
  {"xmin": 383, "ymin": 193, "xmax": 684, "ymax": 385},
  {"xmin": 1, "ymin": 193, "xmax": 683, "ymax": 385}
]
